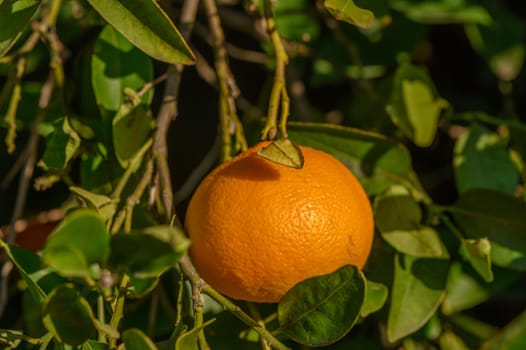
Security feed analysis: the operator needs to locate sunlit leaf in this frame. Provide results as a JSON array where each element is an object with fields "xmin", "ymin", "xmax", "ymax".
[
  {"xmin": 42, "ymin": 209, "xmax": 110, "ymax": 277},
  {"xmin": 0, "ymin": 0, "xmax": 41, "ymax": 56},
  {"xmin": 460, "ymin": 238, "xmax": 493, "ymax": 282},
  {"xmin": 70, "ymin": 186, "xmax": 117, "ymax": 222},
  {"xmin": 278, "ymin": 265, "xmax": 365, "ymax": 347},
  {"xmin": 257, "ymin": 138, "xmax": 304, "ymax": 169},
  {"xmin": 85, "ymin": 0, "xmax": 194, "ymax": 64},
  {"xmin": 387, "ymin": 254, "xmax": 449, "ymax": 342},
  {"xmin": 324, "ymin": 0, "xmax": 375, "ymax": 28},
  {"xmin": 387, "ymin": 62, "xmax": 448, "ymax": 147},
  {"xmin": 360, "ymin": 279, "xmax": 388, "ymax": 317}
]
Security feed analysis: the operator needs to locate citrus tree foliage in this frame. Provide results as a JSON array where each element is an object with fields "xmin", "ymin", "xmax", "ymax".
[{"xmin": 1, "ymin": 0, "xmax": 526, "ymax": 349}]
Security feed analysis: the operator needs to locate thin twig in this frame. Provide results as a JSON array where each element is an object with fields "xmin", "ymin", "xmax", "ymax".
[
  {"xmin": 261, "ymin": 0, "xmax": 290, "ymax": 140},
  {"xmin": 179, "ymin": 256, "xmax": 290, "ymax": 350},
  {"xmin": 154, "ymin": 0, "xmax": 200, "ymax": 219},
  {"xmin": 203, "ymin": 0, "xmax": 247, "ymax": 160}
]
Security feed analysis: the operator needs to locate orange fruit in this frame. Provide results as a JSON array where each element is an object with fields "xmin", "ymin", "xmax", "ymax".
[{"xmin": 185, "ymin": 141, "xmax": 374, "ymax": 303}]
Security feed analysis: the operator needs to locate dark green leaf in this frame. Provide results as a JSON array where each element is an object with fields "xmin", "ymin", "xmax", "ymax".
[
  {"xmin": 386, "ymin": 62, "xmax": 448, "ymax": 147},
  {"xmin": 122, "ymin": 329, "xmax": 158, "ymax": 350},
  {"xmin": 0, "ymin": 0, "xmax": 41, "ymax": 56},
  {"xmin": 0, "ymin": 241, "xmax": 46, "ymax": 304},
  {"xmin": 257, "ymin": 138, "xmax": 304, "ymax": 169},
  {"xmin": 42, "ymin": 285, "xmax": 97, "ymax": 345},
  {"xmin": 42, "ymin": 209, "xmax": 110, "ymax": 277},
  {"xmin": 69, "ymin": 186, "xmax": 117, "ymax": 222},
  {"xmin": 454, "ymin": 123, "xmax": 518, "ymax": 194},
  {"xmin": 41, "ymin": 117, "xmax": 81, "ymax": 170},
  {"xmin": 387, "ymin": 254, "xmax": 449, "ymax": 342},
  {"xmin": 324, "ymin": 0, "xmax": 375, "ymax": 28},
  {"xmin": 85, "ymin": 0, "xmax": 194, "ymax": 64},
  {"xmin": 374, "ymin": 185, "xmax": 448, "ymax": 258},
  {"xmin": 465, "ymin": 9, "xmax": 525, "ymax": 81},
  {"xmin": 112, "ymin": 94, "xmax": 152, "ymax": 167},
  {"xmin": 460, "ymin": 238, "xmax": 493, "ymax": 282},
  {"xmin": 442, "ymin": 262, "xmax": 520, "ymax": 314},
  {"xmin": 80, "ymin": 340, "xmax": 110, "ymax": 350},
  {"xmin": 128, "ymin": 276, "xmax": 159, "ymax": 298},
  {"xmin": 482, "ymin": 310, "xmax": 526, "ymax": 350},
  {"xmin": 287, "ymin": 122, "xmax": 413, "ymax": 195},
  {"xmin": 390, "ymin": 0, "xmax": 491, "ymax": 25},
  {"xmin": 278, "ymin": 265, "xmax": 366, "ymax": 347},
  {"xmin": 451, "ymin": 189, "xmax": 526, "ymax": 270},
  {"xmin": 360, "ymin": 279, "xmax": 388, "ymax": 317},
  {"xmin": 274, "ymin": 0, "xmax": 320, "ymax": 42},
  {"xmin": 109, "ymin": 226, "xmax": 189, "ymax": 278}
]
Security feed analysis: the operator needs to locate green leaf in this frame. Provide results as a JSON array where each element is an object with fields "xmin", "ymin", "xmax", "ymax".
[
  {"xmin": 390, "ymin": 0, "xmax": 491, "ymax": 25},
  {"xmin": 274, "ymin": 0, "xmax": 320, "ymax": 42},
  {"xmin": 112, "ymin": 93, "xmax": 152, "ymax": 167},
  {"xmin": 0, "ymin": 0, "xmax": 41, "ymax": 56},
  {"xmin": 465, "ymin": 9, "xmax": 525, "ymax": 81},
  {"xmin": 69, "ymin": 186, "xmax": 117, "ymax": 222},
  {"xmin": 387, "ymin": 62, "xmax": 448, "ymax": 147},
  {"xmin": 109, "ymin": 225, "xmax": 190, "ymax": 278},
  {"xmin": 439, "ymin": 331, "xmax": 470, "ymax": 350},
  {"xmin": 85, "ymin": 0, "xmax": 194, "ymax": 64},
  {"xmin": 257, "ymin": 138, "xmax": 304, "ymax": 169},
  {"xmin": 460, "ymin": 238, "xmax": 493, "ymax": 282},
  {"xmin": 128, "ymin": 276, "xmax": 159, "ymax": 298},
  {"xmin": 122, "ymin": 329, "xmax": 158, "ymax": 350},
  {"xmin": 287, "ymin": 122, "xmax": 413, "ymax": 195},
  {"xmin": 453, "ymin": 123, "xmax": 518, "ymax": 194},
  {"xmin": 451, "ymin": 189, "xmax": 526, "ymax": 271},
  {"xmin": 442, "ymin": 262, "xmax": 520, "ymax": 315},
  {"xmin": 401, "ymin": 80, "xmax": 448, "ymax": 147},
  {"xmin": 278, "ymin": 265, "xmax": 366, "ymax": 347},
  {"xmin": 360, "ymin": 279, "xmax": 388, "ymax": 317},
  {"xmin": 324, "ymin": 0, "xmax": 375, "ymax": 28},
  {"xmin": 387, "ymin": 254, "xmax": 449, "ymax": 342},
  {"xmin": 175, "ymin": 319, "xmax": 215, "ymax": 350},
  {"xmin": 483, "ymin": 309, "xmax": 526, "ymax": 350},
  {"xmin": 42, "ymin": 209, "xmax": 110, "ymax": 277},
  {"xmin": 42, "ymin": 285, "xmax": 97, "ymax": 345},
  {"xmin": 374, "ymin": 185, "xmax": 448, "ymax": 258},
  {"xmin": 80, "ymin": 340, "xmax": 110, "ymax": 350},
  {"xmin": 91, "ymin": 25, "xmax": 154, "ymax": 143},
  {"xmin": 41, "ymin": 117, "xmax": 81, "ymax": 170},
  {"xmin": 0, "ymin": 241, "xmax": 46, "ymax": 304}
]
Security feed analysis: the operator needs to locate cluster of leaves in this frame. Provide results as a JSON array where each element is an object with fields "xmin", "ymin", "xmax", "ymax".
[{"xmin": 2, "ymin": 0, "xmax": 526, "ymax": 349}]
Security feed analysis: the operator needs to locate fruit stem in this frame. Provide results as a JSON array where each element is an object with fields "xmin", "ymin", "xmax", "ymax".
[
  {"xmin": 261, "ymin": 0, "xmax": 290, "ymax": 140},
  {"xmin": 179, "ymin": 255, "xmax": 291, "ymax": 350}
]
